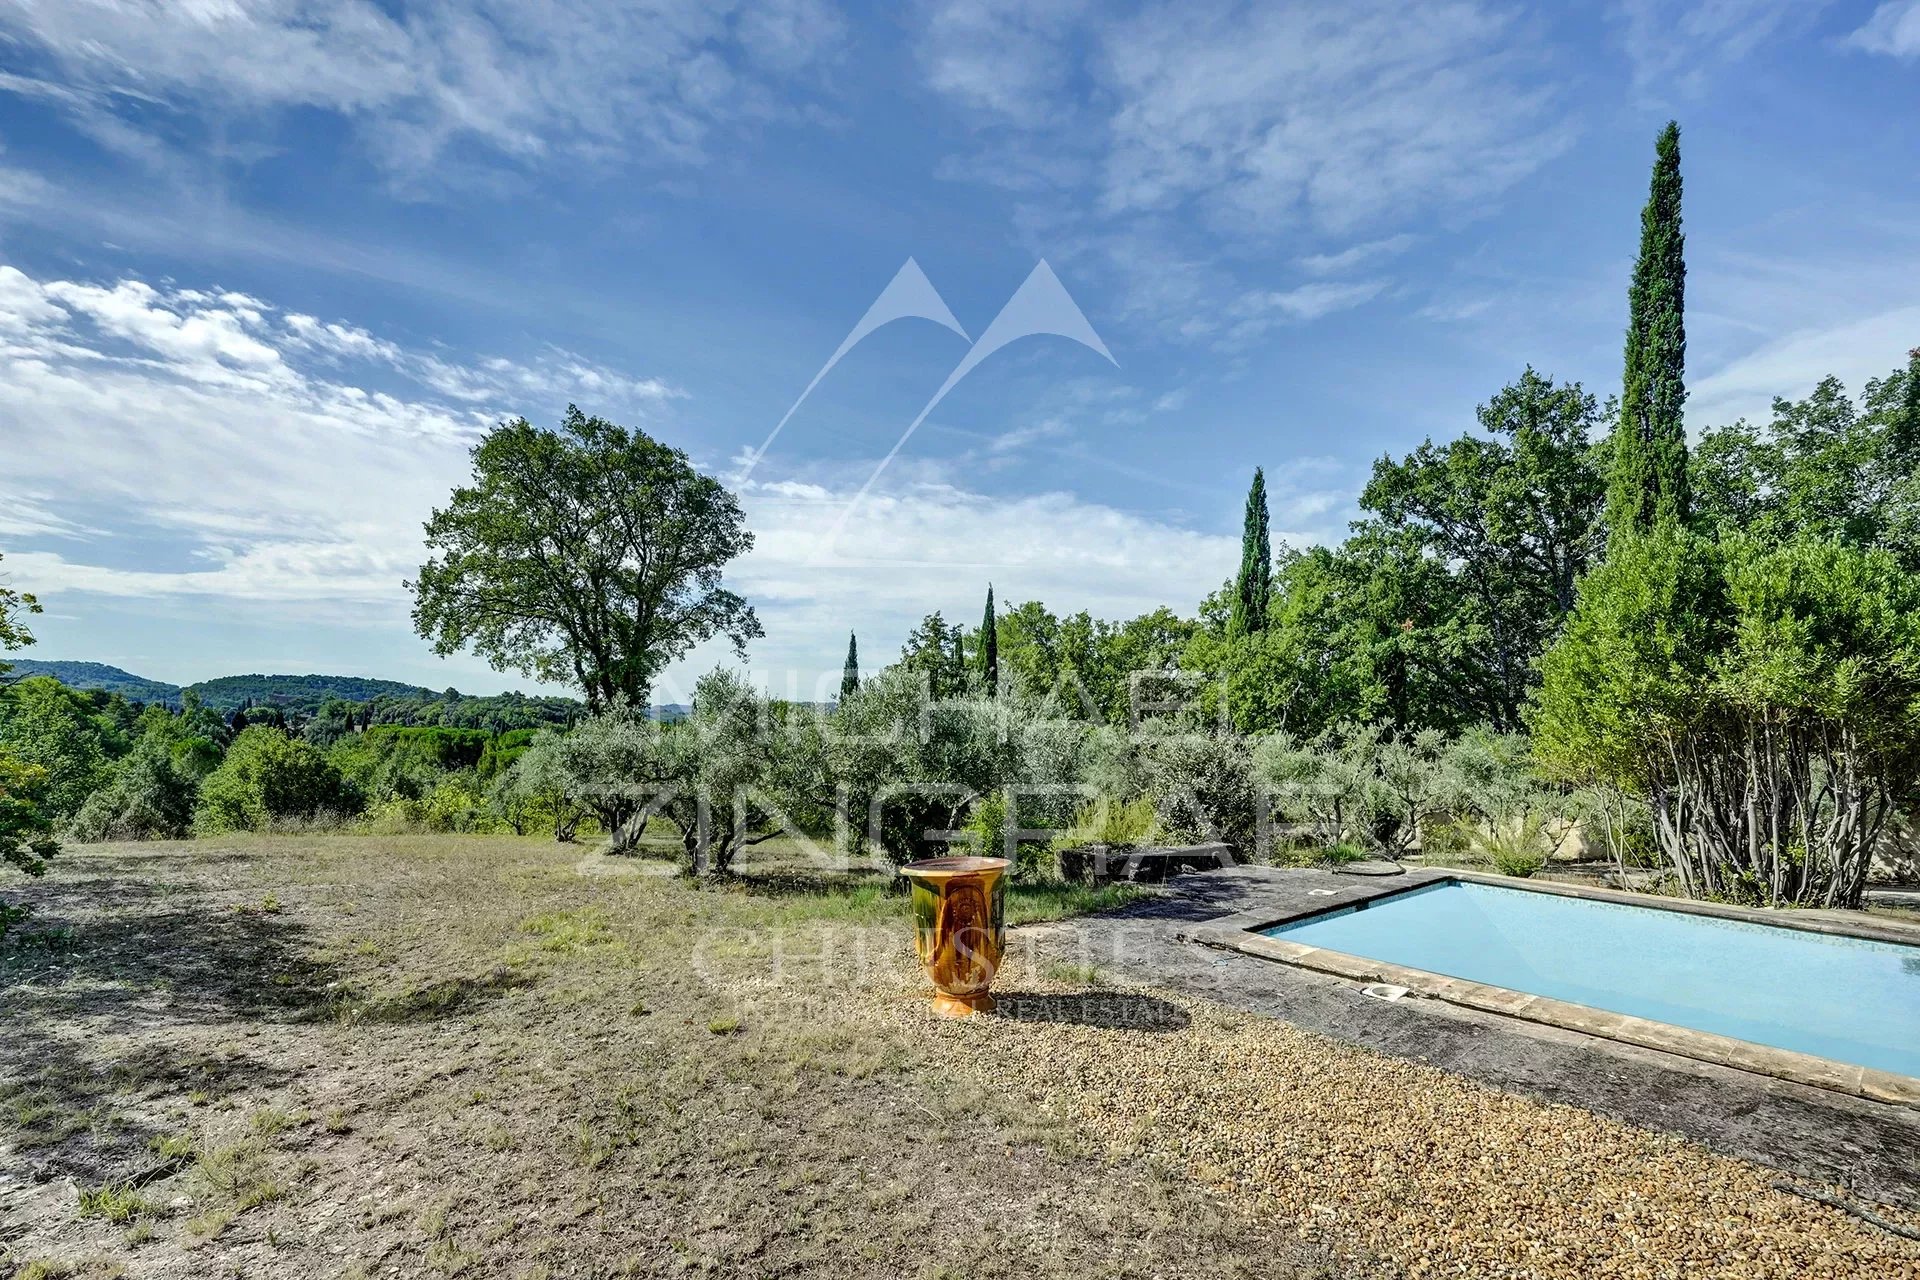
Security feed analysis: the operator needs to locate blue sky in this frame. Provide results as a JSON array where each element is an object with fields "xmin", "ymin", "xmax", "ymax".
[{"xmin": 1, "ymin": 0, "xmax": 1917, "ymax": 705}]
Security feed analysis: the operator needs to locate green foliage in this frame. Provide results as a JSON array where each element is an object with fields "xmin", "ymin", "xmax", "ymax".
[
  {"xmin": 840, "ymin": 632, "xmax": 860, "ymax": 701},
  {"xmin": 993, "ymin": 600, "xmax": 1192, "ymax": 724},
  {"xmin": 1132, "ymin": 731, "xmax": 1256, "ymax": 849},
  {"xmin": 1533, "ymin": 530, "xmax": 1920, "ymax": 905},
  {"xmin": 1609, "ymin": 120, "xmax": 1692, "ymax": 538},
  {"xmin": 66, "ymin": 736, "xmax": 198, "ymax": 842},
  {"xmin": 1051, "ymin": 795, "xmax": 1159, "ymax": 852},
  {"xmin": 898, "ymin": 610, "xmax": 970, "ymax": 700},
  {"xmin": 978, "ymin": 586, "xmax": 999, "ymax": 694},
  {"xmin": 1356, "ymin": 368, "xmax": 1607, "ymax": 731},
  {"xmin": 492, "ymin": 731, "xmax": 585, "ymax": 841},
  {"xmin": 1, "ymin": 749, "xmax": 59, "ymax": 941},
  {"xmin": 410, "ymin": 406, "xmax": 761, "ymax": 711},
  {"xmin": 1229, "ymin": 467, "xmax": 1271, "ymax": 638},
  {"xmin": 0, "ymin": 676, "xmax": 113, "ymax": 818},
  {"xmin": 1477, "ymin": 812, "xmax": 1552, "ymax": 878},
  {"xmin": 188, "ymin": 672, "xmax": 432, "ymax": 711},
  {"xmin": 814, "ymin": 667, "xmax": 1012, "ymax": 863},
  {"xmin": 2, "ymin": 659, "xmax": 173, "ymax": 702},
  {"xmin": 1694, "ymin": 360, "xmax": 1920, "ymax": 570},
  {"xmin": 196, "ymin": 728, "xmax": 352, "ymax": 833},
  {"xmin": 658, "ymin": 668, "xmax": 792, "ymax": 873}
]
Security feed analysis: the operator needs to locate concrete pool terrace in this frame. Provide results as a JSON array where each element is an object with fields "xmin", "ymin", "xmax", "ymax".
[
  {"xmin": 1018, "ymin": 864, "xmax": 1920, "ymax": 1208},
  {"xmin": 1196, "ymin": 869, "xmax": 1920, "ymax": 1108}
]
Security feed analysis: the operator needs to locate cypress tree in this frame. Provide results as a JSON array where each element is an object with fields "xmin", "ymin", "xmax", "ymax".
[
  {"xmin": 978, "ymin": 585, "xmax": 999, "ymax": 694},
  {"xmin": 1229, "ymin": 468, "xmax": 1272, "ymax": 636},
  {"xmin": 1608, "ymin": 120, "xmax": 1692, "ymax": 539},
  {"xmin": 840, "ymin": 632, "xmax": 860, "ymax": 700}
]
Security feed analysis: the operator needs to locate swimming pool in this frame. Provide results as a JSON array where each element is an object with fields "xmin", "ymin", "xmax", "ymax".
[{"xmin": 1261, "ymin": 880, "xmax": 1920, "ymax": 1079}]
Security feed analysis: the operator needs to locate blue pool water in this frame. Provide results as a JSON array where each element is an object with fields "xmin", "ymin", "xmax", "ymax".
[{"xmin": 1262, "ymin": 880, "xmax": 1920, "ymax": 1078}]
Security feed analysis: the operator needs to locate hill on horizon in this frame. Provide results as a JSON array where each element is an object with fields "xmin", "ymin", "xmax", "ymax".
[
  {"xmin": 187, "ymin": 672, "xmax": 437, "ymax": 710},
  {"xmin": 2, "ymin": 659, "xmax": 181, "ymax": 703},
  {"xmin": 0, "ymin": 660, "xmax": 699, "ymax": 721}
]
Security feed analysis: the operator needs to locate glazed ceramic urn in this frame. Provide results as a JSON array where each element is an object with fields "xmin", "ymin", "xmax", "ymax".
[{"xmin": 900, "ymin": 856, "xmax": 1009, "ymax": 1018}]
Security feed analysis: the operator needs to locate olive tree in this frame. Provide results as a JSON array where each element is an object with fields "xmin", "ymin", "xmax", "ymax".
[{"xmin": 549, "ymin": 704, "xmax": 670, "ymax": 850}]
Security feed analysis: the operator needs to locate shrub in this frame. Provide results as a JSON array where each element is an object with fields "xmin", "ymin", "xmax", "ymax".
[
  {"xmin": 1478, "ymin": 813, "xmax": 1551, "ymax": 877},
  {"xmin": 66, "ymin": 737, "xmax": 197, "ymax": 842},
  {"xmin": 196, "ymin": 728, "xmax": 353, "ymax": 833},
  {"xmin": 1133, "ymin": 731, "xmax": 1256, "ymax": 849},
  {"xmin": 1533, "ymin": 530, "xmax": 1920, "ymax": 906},
  {"xmin": 958, "ymin": 788, "xmax": 1073, "ymax": 879},
  {"xmin": 1051, "ymin": 795, "xmax": 1159, "ymax": 851},
  {"xmin": 1, "ymin": 748, "xmax": 58, "ymax": 944}
]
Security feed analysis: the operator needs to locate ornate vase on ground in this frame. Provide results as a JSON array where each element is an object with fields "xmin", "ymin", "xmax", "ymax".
[{"xmin": 900, "ymin": 856, "xmax": 1009, "ymax": 1018}]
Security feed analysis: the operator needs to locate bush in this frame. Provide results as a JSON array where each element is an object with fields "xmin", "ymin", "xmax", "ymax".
[
  {"xmin": 1533, "ymin": 530, "xmax": 1920, "ymax": 906},
  {"xmin": 1477, "ymin": 813, "xmax": 1551, "ymax": 877},
  {"xmin": 1052, "ymin": 795, "xmax": 1160, "ymax": 852},
  {"xmin": 1133, "ymin": 731, "xmax": 1255, "ymax": 849},
  {"xmin": 66, "ymin": 737, "xmax": 197, "ymax": 842},
  {"xmin": 1, "ymin": 748, "xmax": 59, "ymax": 944},
  {"xmin": 196, "ymin": 728, "xmax": 353, "ymax": 833}
]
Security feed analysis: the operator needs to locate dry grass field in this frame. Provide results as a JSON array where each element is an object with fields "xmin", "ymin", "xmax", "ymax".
[
  {"xmin": 3, "ymin": 835, "xmax": 1917, "ymax": 1280},
  {"xmin": 0, "ymin": 835, "xmax": 1368, "ymax": 1280}
]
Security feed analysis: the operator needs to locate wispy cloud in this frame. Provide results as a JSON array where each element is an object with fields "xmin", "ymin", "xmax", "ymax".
[
  {"xmin": 1689, "ymin": 305, "xmax": 1920, "ymax": 429},
  {"xmin": 1611, "ymin": 0, "xmax": 1829, "ymax": 97},
  {"xmin": 919, "ymin": 0, "xmax": 1570, "ymax": 353},
  {"xmin": 0, "ymin": 0, "xmax": 846, "ymax": 185},
  {"xmin": 1847, "ymin": 0, "xmax": 1920, "ymax": 58},
  {"xmin": 0, "ymin": 262, "xmax": 682, "ymax": 617},
  {"xmin": 1299, "ymin": 235, "xmax": 1416, "ymax": 276}
]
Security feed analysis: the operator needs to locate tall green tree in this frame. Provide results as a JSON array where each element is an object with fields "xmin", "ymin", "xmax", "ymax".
[
  {"xmin": 0, "ymin": 550, "xmax": 40, "ymax": 678},
  {"xmin": 1229, "ymin": 468, "xmax": 1272, "ymax": 637},
  {"xmin": 978, "ymin": 585, "xmax": 999, "ymax": 694},
  {"xmin": 0, "ymin": 677, "xmax": 111, "ymax": 819},
  {"xmin": 1, "ymin": 561, "xmax": 56, "ymax": 935},
  {"xmin": 1360, "ymin": 369, "xmax": 1607, "ymax": 729},
  {"xmin": 410, "ymin": 406, "xmax": 762, "ymax": 713},
  {"xmin": 1692, "ymin": 356, "xmax": 1920, "ymax": 569},
  {"xmin": 840, "ymin": 632, "xmax": 860, "ymax": 700},
  {"xmin": 1532, "ymin": 529, "xmax": 1920, "ymax": 908},
  {"xmin": 1608, "ymin": 121, "xmax": 1691, "ymax": 539},
  {"xmin": 899, "ymin": 611, "xmax": 968, "ymax": 700}
]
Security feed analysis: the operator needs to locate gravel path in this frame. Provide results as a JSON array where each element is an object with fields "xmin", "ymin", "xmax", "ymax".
[{"xmin": 873, "ymin": 959, "xmax": 1920, "ymax": 1280}]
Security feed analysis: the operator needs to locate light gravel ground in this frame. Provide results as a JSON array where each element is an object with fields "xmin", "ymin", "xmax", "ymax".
[{"xmin": 845, "ymin": 960, "xmax": 1920, "ymax": 1280}]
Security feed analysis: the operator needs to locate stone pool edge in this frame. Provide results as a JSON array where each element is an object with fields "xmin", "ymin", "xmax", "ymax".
[{"xmin": 1185, "ymin": 870, "xmax": 1920, "ymax": 1110}]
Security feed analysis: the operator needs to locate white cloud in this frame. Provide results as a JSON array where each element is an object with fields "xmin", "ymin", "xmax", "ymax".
[
  {"xmin": 920, "ymin": 0, "xmax": 1569, "ymax": 235},
  {"xmin": 1689, "ymin": 305, "xmax": 1920, "ymax": 429},
  {"xmin": 1299, "ymin": 235, "xmax": 1415, "ymax": 276},
  {"xmin": 0, "ymin": 0, "xmax": 846, "ymax": 181},
  {"xmin": 0, "ymin": 263, "xmax": 684, "ymax": 628},
  {"xmin": 1096, "ymin": 2, "xmax": 1569, "ymax": 234},
  {"xmin": 919, "ymin": 0, "xmax": 1087, "ymax": 119},
  {"xmin": 1612, "ymin": 0, "xmax": 1828, "ymax": 96},
  {"xmin": 0, "ymin": 261, "xmax": 1277, "ymax": 694},
  {"xmin": 1848, "ymin": 0, "xmax": 1920, "ymax": 58},
  {"xmin": 919, "ymin": 1, "xmax": 1568, "ymax": 352}
]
